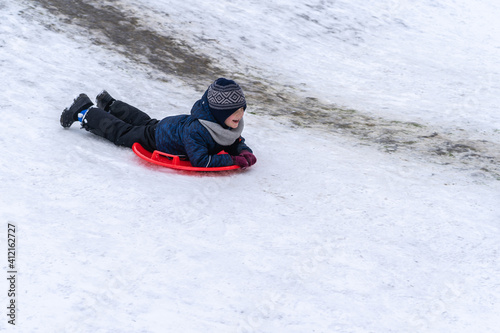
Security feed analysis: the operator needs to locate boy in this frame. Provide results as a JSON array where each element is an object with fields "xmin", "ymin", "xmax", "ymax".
[{"xmin": 60, "ymin": 78, "xmax": 256, "ymax": 168}]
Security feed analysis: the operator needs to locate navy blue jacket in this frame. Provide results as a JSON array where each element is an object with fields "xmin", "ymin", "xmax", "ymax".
[{"xmin": 155, "ymin": 92, "xmax": 252, "ymax": 167}]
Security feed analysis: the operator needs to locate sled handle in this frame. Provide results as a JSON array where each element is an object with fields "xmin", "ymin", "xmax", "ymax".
[{"xmin": 151, "ymin": 150, "xmax": 181, "ymax": 165}]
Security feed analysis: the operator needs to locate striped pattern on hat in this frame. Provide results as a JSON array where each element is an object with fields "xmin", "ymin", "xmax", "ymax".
[{"xmin": 207, "ymin": 78, "xmax": 246, "ymax": 111}]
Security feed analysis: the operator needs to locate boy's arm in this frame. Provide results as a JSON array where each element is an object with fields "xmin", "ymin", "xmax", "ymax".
[
  {"xmin": 226, "ymin": 137, "xmax": 253, "ymax": 155},
  {"xmin": 183, "ymin": 131, "xmax": 233, "ymax": 168}
]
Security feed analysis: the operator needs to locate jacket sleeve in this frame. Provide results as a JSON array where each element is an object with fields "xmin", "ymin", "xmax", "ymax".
[
  {"xmin": 183, "ymin": 127, "xmax": 234, "ymax": 168},
  {"xmin": 226, "ymin": 136, "xmax": 253, "ymax": 155}
]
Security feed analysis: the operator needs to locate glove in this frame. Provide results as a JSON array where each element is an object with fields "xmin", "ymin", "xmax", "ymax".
[
  {"xmin": 231, "ymin": 155, "xmax": 249, "ymax": 168},
  {"xmin": 240, "ymin": 150, "xmax": 257, "ymax": 166}
]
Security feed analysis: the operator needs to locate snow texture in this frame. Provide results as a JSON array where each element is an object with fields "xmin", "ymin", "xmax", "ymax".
[{"xmin": 1, "ymin": 0, "xmax": 499, "ymax": 332}]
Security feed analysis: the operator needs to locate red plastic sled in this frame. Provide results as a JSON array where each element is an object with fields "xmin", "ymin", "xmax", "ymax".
[{"xmin": 132, "ymin": 142, "xmax": 240, "ymax": 172}]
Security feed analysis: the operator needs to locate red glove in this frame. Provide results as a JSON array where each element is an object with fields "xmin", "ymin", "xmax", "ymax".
[
  {"xmin": 240, "ymin": 150, "xmax": 257, "ymax": 166},
  {"xmin": 231, "ymin": 155, "xmax": 249, "ymax": 168}
]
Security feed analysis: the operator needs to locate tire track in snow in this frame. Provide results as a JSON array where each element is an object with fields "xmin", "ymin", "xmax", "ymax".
[{"xmin": 28, "ymin": 0, "xmax": 500, "ymax": 179}]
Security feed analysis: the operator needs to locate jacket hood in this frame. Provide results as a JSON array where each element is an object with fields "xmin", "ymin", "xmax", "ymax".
[{"xmin": 190, "ymin": 91, "xmax": 218, "ymax": 124}]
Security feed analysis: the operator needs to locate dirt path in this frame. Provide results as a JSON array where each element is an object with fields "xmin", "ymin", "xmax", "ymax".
[{"xmin": 28, "ymin": 0, "xmax": 500, "ymax": 179}]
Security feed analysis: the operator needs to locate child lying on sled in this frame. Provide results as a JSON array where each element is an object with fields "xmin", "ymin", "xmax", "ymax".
[{"xmin": 60, "ymin": 78, "xmax": 256, "ymax": 168}]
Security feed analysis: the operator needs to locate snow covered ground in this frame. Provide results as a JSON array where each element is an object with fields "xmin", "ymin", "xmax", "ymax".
[
  {"xmin": 123, "ymin": 0, "xmax": 500, "ymax": 136},
  {"xmin": 1, "ymin": 0, "xmax": 499, "ymax": 332}
]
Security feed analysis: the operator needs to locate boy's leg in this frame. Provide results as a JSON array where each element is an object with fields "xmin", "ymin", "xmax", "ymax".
[
  {"xmin": 108, "ymin": 100, "xmax": 158, "ymax": 127},
  {"xmin": 82, "ymin": 107, "xmax": 157, "ymax": 151},
  {"xmin": 96, "ymin": 91, "xmax": 158, "ymax": 126}
]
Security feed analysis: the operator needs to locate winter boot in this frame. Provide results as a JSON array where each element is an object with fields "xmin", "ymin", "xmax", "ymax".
[
  {"xmin": 96, "ymin": 90, "xmax": 115, "ymax": 111},
  {"xmin": 60, "ymin": 94, "xmax": 93, "ymax": 128}
]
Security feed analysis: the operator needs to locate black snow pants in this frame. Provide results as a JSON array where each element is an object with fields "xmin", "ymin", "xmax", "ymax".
[{"xmin": 82, "ymin": 101, "xmax": 159, "ymax": 152}]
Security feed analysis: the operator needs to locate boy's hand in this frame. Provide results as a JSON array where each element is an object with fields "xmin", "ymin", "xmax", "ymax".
[
  {"xmin": 231, "ymin": 155, "xmax": 250, "ymax": 168},
  {"xmin": 240, "ymin": 150, "xmax": 257, "ymax": 166},
  {"xmin": 231, "ymin": 150, "xmax": 256, "ymax": 168}
]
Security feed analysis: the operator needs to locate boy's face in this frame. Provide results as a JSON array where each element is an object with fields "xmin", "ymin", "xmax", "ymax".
[{"xmin": 224, "ymin": 107, "xmax": 245, "ymax": 129}]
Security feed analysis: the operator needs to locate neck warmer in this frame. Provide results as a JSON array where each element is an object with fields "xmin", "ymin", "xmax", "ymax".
[{"xmin": 198, "ymin": 118, "xmax": 244, "ymax": 146}]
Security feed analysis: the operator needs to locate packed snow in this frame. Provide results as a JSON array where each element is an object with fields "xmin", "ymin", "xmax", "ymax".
[{"xmin": 1, "ymin": 0, "xmax": 499, "ymax": 332}]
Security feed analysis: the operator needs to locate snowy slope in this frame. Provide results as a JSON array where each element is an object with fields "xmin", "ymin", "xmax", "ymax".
[
  {"xmin": 122, "ymin": 0, "xmax": 500, "ymax": 136},
  {"xmin": 1, "ymin": 1, "xmax": 500, "ymax": 333}
]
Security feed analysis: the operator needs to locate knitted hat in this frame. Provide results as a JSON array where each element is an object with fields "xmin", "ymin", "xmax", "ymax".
[{"xmin": 207, "ymin": 78, "xmax": 246, "ymax": 125}]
